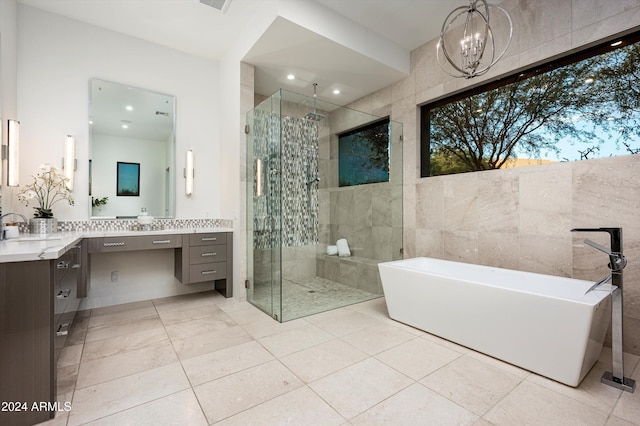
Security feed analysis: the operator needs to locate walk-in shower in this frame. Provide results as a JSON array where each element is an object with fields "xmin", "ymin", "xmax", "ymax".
[{"xmin": 246, "ymin": 89, "xmax": 403, "ymax": 321}]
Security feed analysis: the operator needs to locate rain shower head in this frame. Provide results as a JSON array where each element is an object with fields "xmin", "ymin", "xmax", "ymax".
[
  {"xmin": 304, "ymin": 112, "xmax": 326, "ymax": 121},
  {"xmin": 305, "ymin": 83, "xmax": 325, "ymax": 121}
]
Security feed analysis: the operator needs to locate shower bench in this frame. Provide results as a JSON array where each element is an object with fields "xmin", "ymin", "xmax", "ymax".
[{"xmin": 316, "ymin": 253, "xmax": 383, "ymax": 294}]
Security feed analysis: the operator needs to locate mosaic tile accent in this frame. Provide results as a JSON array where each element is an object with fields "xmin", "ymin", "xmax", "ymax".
[
  {"xmin": 281, "ymin": 115, "xmax": 319, "ymax": 246},
  {"xmin": 15, "ymin": 218, "xmax": 232, "ymax": 233},
  {"xmin": 251, "ymin": 110, "xmax": 319, "ymax": 250}
]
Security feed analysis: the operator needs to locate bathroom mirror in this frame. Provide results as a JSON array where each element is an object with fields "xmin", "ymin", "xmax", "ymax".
[
  {"xmin": 0, "ymin": 36, "xmax": 3, "ymax": 192},
  {"xmin": 89, "ymin": 79, "xmax": 176, "ymax": 218}
]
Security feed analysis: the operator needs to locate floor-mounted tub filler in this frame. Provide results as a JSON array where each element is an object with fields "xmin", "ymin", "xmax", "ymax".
[{"xmin": 378, "ymin": 257, "xmax": 612, "ymax": 387}]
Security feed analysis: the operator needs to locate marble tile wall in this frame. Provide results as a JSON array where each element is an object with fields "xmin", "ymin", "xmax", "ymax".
[
  {"xmin": 314, "ymin": 106, "xmax": 404, "ymax": 289},
  {"xmin": 344, "ymin": 0, "xmax": 640, "ymax": 354},
  {"xmin": 318, "ymin": 183, "xmax": 403, "ymax": 261},
  {"xmin": 317, "ymin": 106, "xmax": 404, "ymax": 260}
]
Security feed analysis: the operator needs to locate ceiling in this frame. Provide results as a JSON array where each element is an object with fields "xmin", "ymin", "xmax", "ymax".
[{"xmin": 18, "ymin": 0, "xmax": 461, "ymax": 105}]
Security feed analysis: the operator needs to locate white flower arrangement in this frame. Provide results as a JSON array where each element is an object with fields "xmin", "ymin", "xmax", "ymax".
[{"xmin": 17, "ymin": 164, "xmax": 74, "ymax": 218}]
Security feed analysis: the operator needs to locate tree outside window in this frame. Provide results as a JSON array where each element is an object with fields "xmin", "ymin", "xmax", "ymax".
[{"xmin": 423, "ymin": 33, "xmax": 640, "ymax": 177}]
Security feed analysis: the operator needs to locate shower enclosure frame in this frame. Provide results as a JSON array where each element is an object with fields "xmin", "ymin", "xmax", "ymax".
[{"xmin": 246, "ymin": 89, "xmax": 403, "ymax": 322}]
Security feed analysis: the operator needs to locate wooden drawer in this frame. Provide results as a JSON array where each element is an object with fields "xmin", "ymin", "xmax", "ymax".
[
  {"xmin": 54, "ymin": 285, "xmax": 69, "ymax": 327},
  {"xmin": 189, "ymin": 245, "xmax": 227, "ymax": 265},
  {"xmin": 54, "ymin": 251, "xmax": 73, "ymax": 284},
  {"xmin": 135, "ymin": 235, "xmax": 182, "ymax": 250},
  {"xmin": 188, "ymin": 262, "xmax": 227, "ymax": 283},
  {"xmin": 189, "ymin": 233, "xmax": 226, "ymax": 247},
  {"xmin": 54, "ymin": 250, "xmax": 78, "ymax": 362},
  {"xmin": 91, "ymin": 234, "xmax": 182, "ymax": 252},
  {"xmin": 174, "ymin": 231, "xmax": 232, "ymax": 297},
  {"xmin": 53, "ymin": 251, "xmax": 73, "ymax": 327}
]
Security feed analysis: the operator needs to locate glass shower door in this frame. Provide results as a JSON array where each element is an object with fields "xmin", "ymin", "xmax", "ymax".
[{"xmin": 246, "ymin": 93, "xmax": 283, "ymax": 321}]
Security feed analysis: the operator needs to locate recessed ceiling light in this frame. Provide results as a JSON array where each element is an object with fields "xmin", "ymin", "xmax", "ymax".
[
  {"xmin": 122, "ymin": 124, "xmax": 128, "ymax": 129},
  {"xmin": 611, "ymin": 40, "xmax": 623, "ymax": 47},
  {"xmin": 125, "ymin": 105, "xmax": 133, "ymax": 111},
  {"xmin": 287, "ymin": 74, "xmax": 295, "ymax": 80},
  {"xmin": 333, "ymin": 89, "xmax": 340, "ymax": 95}
]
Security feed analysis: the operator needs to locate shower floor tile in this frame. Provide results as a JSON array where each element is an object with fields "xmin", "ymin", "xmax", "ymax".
[{"xmin": 250, "ymin": 276, "xmax": 381, "ymax": 321}]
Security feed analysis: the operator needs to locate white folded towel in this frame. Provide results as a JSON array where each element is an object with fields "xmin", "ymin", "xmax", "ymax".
[
  {"xmin": 326, "ymin": 245, "xmax": 338, "ymax": 256},
  {"xmin": 336, "ymin": 239, "xmax": 351, "ymax": 257}
]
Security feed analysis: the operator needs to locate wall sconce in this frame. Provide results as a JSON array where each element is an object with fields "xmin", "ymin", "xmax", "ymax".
[
  {"xmin": 62, "ymin": 134, "xmax": 76, "ymax": 190},
  {"xmin": 184, "ymin": 150, "xmax": 194, "ymax": 195},
  {"xmin": 7, "ymin": 119, "xmax": 20, "ymax": 187}
]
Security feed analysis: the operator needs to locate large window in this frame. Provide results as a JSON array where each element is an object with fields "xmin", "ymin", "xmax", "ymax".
[
  {"xmin": 420, "ymin": 30, "xmax": 640, "ymax": 177},
  {"xmin": 339, "ymin": 117, "xmax": 390, "ymax": 187}
]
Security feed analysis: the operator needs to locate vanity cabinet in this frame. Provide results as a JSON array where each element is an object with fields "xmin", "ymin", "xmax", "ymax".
[
  {"xmin": 88, "ymin": 234, "xmax": 182, "ymax": 253},
  {"xmin": 85, "ymin": 231, "xmax": 233, "ymax": 297},
  {"xmin": 0, "ymin": 245, "xmax": 80, "ymax": 426},
  {"xmin": 54, "ymin": 245, "xmax": 82, "ymax": 358},
  {"xmin": 175, "ymin": 232, "xmax": 233, "ymax": 297},
  {"xmin": 76, "ymin": 239, "xmax": 90, "ymax": 298}
]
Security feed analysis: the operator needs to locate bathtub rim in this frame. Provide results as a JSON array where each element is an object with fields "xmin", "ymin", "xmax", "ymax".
[{"xmin": 378, "ymin": 257, "xmax": 611, "ymax": 306}]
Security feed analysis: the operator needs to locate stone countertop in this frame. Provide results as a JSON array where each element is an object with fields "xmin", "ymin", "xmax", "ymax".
[{"xmin": 0, "ymin": 227, "xmax": 233, "ymax": 263}]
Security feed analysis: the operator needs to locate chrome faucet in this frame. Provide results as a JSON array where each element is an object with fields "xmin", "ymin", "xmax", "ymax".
[
  {"xmin": 0, "ymin": 212, "xmax": 28, "ymax": 241},
  {"xmin": 571, "ymin": 227, "xmax": 636, "ymax": 393},
  {"xmin": 580, "ymin": 238, "xmax": 626, "ymax": 293}
]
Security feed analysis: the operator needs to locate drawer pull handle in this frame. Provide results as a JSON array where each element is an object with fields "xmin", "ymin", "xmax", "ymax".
[
  {"xmin": 152, "ymin": 240, "xmax": 172, "ymax": 244},
  {"xmin": 56, "ymin": 323, "xmax": 70, "ymax": 336},
  {"xmin": 201, "ymin": 237, "xmax": 217, "ymax": 241},
  {"xmin": 57, "ymin": 260, "xmax": 70, "ymax": 269},
  {"xmin": 201, "ymin": 270, "xmax": 217, "ymax": 275},
  {"xmin": 104, "ymin": 242, "xmax": 126, "ymax": 247},
  {"xmin": 201, "ymin": 252, "xmax": 217, "ymax": 257},
  {"xmin": 57, "ymin": 289, "xmax": 72, "ymax": 299}
]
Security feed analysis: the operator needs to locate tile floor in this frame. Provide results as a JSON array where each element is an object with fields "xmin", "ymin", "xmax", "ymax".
[
  {"xmin": 43, "ymin": 290, "xmax": 640, "ymax": 425},
  {"xmin": 251, "ymin": 276, "xmax": 380, "ymax": 321}
]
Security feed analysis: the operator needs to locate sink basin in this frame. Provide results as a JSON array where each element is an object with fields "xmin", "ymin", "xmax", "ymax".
[{"xmin": 5, "ymin": 235, "xmax": 64, "ymax": 242}]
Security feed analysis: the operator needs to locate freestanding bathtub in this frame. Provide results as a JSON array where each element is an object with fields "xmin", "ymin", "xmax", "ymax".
[{"xmin": 378, "ymin": 257, "xmax": 612, "ymax": 387}]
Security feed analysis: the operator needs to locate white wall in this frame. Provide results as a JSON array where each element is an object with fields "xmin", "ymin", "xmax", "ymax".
[
  {"xmin": 0, "ymin": 0, "xmax": 18, "ymax": 212},
  {"xmin": 220, "ymin": 9, "xmax": 279, "ymax": 300},
  {"xmin": 16, "ymin": 4, "xmax": 221, "ymax": 220},
  {"xmin": 14, "ymin": 5, "xmax": 226, "ymax": 308}
]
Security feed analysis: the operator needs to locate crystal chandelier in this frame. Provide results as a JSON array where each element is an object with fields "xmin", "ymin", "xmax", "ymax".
[{"xmin": 437, "ymin": 0, "xmax": 513, "ymax": 79}]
